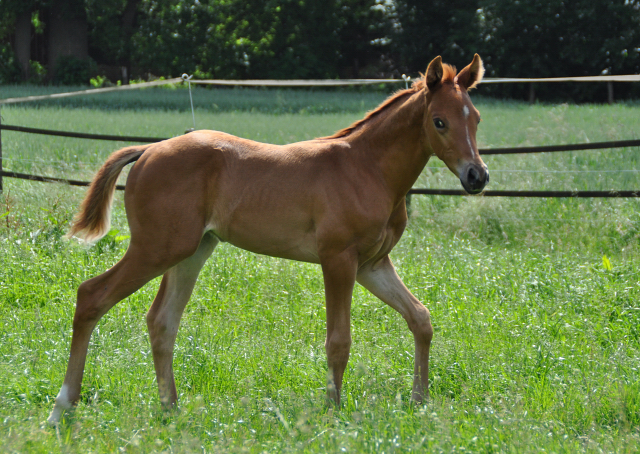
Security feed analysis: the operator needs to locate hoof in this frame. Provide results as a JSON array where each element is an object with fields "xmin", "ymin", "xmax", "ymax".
[
  {"xmin": 326, "ymin": 382, "xmax": 341, "ymax": 407},
  {"xmin": 410, "ymin": 391, "xmax": 429, "ymax": 405},
  {"xmin": 47, "ymin": 405, "xmax": 66, "ymax": 426},
  {"xmin": 47, "ymin": 385, "xmax": 74, "ymax": 426}
]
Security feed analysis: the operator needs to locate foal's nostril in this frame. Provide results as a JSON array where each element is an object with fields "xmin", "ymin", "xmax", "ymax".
[
  {"xmin": 461, "ymin": 165, "xmax": 487, "ymax": 194},
  {"xmin": 467, "ymin": 167, "xmax": 480, "ymax": 187}
]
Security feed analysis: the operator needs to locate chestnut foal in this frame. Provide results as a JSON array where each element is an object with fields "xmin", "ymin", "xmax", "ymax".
[{"xmin": 48, "ymin": 54, "xmax": 488, "ymax": 424}]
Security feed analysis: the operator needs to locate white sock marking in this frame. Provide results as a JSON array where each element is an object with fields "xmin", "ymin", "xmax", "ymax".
[
  {"xmin": 47, "ymin": 384, "xmax": 73, "ymax": 425},
  {"xmin": 56, "ymin": 384, "xmax": 73, "ymax": 408}
]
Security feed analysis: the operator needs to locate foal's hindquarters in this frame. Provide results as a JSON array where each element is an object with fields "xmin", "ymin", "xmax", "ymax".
[{"xmin": 48, "ymin": 140, "xmax": 223, "ymax": 422}]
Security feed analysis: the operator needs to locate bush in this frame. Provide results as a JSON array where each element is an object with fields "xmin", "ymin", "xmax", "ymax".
[
  {"xmin": 0, "ymin": 45, "xmax": 22, "ymax": 84},
  {"xmin": 28, "ymin": 61, "xmax": 47, "ymax": 84},
  {"xmin": 54, "ymin": 56, "xmax": 96, "ymax": 85}
]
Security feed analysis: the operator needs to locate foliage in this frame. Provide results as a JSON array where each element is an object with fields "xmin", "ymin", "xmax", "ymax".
[
  {"xmin": 127, "ymin": 0, "xmax": 392, "ymax": 80},
  {"xmin": 27, "ymin": 60, "xmax": 47, "ymax": 84},
  {"xmin": 53, "ymin": 56, "xmax": 95, "ymax": 85},
  {"xmin": 392, "ymin": 0, "xmax": 482, "ymax": 74},
  {"xmin": 85, "ymin": 0, "xmax": 134, "ymax": 67},
  {"xmin": 479, "ymin": 0, "xmax": 640, "ymax": 101},
  {"xmin": 89, "ymin": 74, "xmax": 108, "ymax": 87},
  {"xmin": 1, "ymin": 1, "xmax": 640, "ymax": 94},
  {"xmin": 0, "ymin": 45, "xmax": 22, "ymax": 83}
]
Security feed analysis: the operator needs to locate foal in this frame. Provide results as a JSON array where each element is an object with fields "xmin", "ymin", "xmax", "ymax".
[{"xmin": 48, "ymin": 54, "xmax": 488, "ymax": 424}]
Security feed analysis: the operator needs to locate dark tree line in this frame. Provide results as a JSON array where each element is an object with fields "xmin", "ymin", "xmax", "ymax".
[{"xmin": 1, "ymin": 0, "xmax": 639, "ymax": 101}]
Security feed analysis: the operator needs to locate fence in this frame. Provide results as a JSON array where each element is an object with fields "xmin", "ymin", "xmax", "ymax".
[{"xmin": 1, "ymin": 74, "xmax": 640, "ymax": 197}]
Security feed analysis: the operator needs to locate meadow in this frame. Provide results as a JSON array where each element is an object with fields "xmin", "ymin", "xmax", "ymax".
[{"xmin": 0, "ymin": 85, "xmax": 639, "ymax": 452}]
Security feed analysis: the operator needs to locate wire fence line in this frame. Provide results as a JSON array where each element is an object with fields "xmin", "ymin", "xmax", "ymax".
[
  {"xmin": 0, "ymin": 124, "xmax": 165, "ymax": 143},
  {"xmin": 3, "ymin": 155, "xmax": 639, "ymax": 175},
  {"xmin": 1, "ymin": 121, "xmax": 639, "ymax": 198},
  {"xmin": 407, "ymin": 188, "xmax": 639, "ymax": 197},
  {"xmin": 1, "ymin": 170, "xmax": 125, "ymax": 191},
  {"xmin": 2, "ymin": 123, "xmax": 640, "ymax": 154},
  {"xmin": 480, "ymin": 139, "xmax": 640, "ymax": 155},
  {"xmin": 3, "ymin": 169, "xmax": 638, "ymax": 198},
  {"xmin": 0, "ymin": 156, "xmax": 97, "ymax": 167},
  {"xmin": 2, "ymin": 73, "xmax": 640, "ymax": 106},
  {"xmin": 0, "ymin": 78, "xmax": 184, "ymax": 105}
]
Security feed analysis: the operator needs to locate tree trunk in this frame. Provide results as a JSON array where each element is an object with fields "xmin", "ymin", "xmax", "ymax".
[
  {"xmin": 119, "ymin": 0, "xmax": 141, "ymax": 84},
  {"xmin": 47, "ymin": 0, "xmax": 88, "ymax": 81},
  {"xmin": 14, "ymin": 11, "xmax": 32, "ymax": 81}
]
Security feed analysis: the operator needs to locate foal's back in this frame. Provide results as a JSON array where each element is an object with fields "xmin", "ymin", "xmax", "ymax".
[{"xmin": 124, "ymin": 130, "xmax": 385, "ymax": 264}]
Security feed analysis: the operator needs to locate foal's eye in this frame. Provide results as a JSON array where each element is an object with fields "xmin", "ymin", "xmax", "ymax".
[{"xmin": 433, "ymin": 118, "xmax": 446, "ymax": 130}]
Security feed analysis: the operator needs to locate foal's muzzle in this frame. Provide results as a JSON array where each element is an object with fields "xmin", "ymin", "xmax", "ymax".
[{"xmin": 460, "ymin": 164, "xmax": 489, "ymax": 194}]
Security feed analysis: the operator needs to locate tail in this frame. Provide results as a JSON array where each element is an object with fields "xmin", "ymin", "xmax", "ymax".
[{"xmin": 67, "ymin": 145, "xmax": 149, "ymax": 243}]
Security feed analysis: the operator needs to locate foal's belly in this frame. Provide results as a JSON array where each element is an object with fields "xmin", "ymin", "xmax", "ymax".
[
  {"xmin": 228, "ymin": 232, "xmax": 320, "ymax": 263},
  {"xmin": 211, "ymin": 217, "xmax": 321, "ymax": 264}
]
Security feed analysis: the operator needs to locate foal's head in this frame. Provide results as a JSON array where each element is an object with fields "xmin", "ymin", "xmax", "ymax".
[{"xmin": 423, "ymin": 54, "xmax": 489, "ymax": 194}]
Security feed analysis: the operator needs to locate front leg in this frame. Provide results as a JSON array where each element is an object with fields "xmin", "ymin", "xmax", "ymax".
[
  {"xmin": 320, "ymin": 247, "xmax": 358, "ymax": 405},
  {"xmin": 357, "ymin": 255, "xmax": 433, "ymax": 403}
]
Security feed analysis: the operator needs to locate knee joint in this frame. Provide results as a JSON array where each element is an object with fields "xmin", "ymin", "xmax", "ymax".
[
  {"xmin": 146, "ymin": 312, "xmax": 176, "ymax": 351},
  {"xmin": 72, "ymin": 281, "xmax": 103, "ymax": 327},
  {"xmin": 325, "ymin": 333, "xmax": 352, "ymax": 356},
  {"xmin": 409, "ymin": 306, "xmax": 433, "ymax": 342}
]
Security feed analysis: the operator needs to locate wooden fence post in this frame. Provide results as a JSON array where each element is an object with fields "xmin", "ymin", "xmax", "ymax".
[
  {"xmin": 0, "ymin": 108, "xmax": 3, "ymax": 193},
  {"xmin": 528, "ymin": 83, "xmax": 535, "ymax": 104}
]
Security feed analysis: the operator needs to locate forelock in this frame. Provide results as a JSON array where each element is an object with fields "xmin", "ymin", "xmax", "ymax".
[
  {"xmin": 415, "ymin": 64, "xmax": 457, "ymax": 90},
  {"xmin": 442, "ymin": 64, "xmax": 457, "ymax": 83}
]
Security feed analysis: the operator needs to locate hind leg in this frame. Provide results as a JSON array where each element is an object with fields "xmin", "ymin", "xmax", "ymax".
[
  {"xmin": 47, "ymin": 247, "xmax": 166, "ymax": 424},
  {"xmin": 146, "ymin": 232, "xmax": 218, "ymax": 408},
  {"xmin": 47, "ymin": 228, "xmax": 207, "ymax": 425}
]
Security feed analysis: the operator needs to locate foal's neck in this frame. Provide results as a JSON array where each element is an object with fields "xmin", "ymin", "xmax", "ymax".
[{"xmin": 347, "ymin": 90, "xmax": 430, "ymax": 202}]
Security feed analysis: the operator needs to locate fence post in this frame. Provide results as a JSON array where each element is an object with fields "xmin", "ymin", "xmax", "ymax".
[
  {"xmin": 0, "ymin": 107, "xmax": 3, "ymax": 193},
  {"xmin": 607, "ymin": 82, "xmax": 614, "ymax": 104},
  {"xmin": 528, "ymin": 83, "xmax": 535, "ymax": 104}
]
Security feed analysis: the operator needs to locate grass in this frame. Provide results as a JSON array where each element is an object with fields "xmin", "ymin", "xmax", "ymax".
[{"xmin": 0, "ymin": 86, "xmax": 639, "ymax": 452}]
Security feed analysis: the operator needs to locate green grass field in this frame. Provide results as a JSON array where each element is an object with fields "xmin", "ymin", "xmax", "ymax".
[{"xmin": 1, "ymin": 86, "xmax": 639, "ymax": 452}]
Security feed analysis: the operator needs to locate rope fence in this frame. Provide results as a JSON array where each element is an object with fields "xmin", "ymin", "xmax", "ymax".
[
  {"xmin": 2, "ymin": 74, "xmax": 640, "ymax": 106},
  {"xmin": 1, "ymin": 122, "xmax": 639, "ymax": 197},
  {"xmin": 0, "ymin": 124, "xmax": 165, "ymax": 143},
  {"xmin": 2, "ymin": 123, "xmax": 639, "ymax": 153},
  {"xmin": 1, "ymin": 73, "xmax": 639, "ymax": 196},
  {"xmin": 0, "ymin": 78, "xmax": 183, "ymax": 105}
]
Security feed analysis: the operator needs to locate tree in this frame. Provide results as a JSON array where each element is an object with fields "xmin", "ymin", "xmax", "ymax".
[
  {"xmin": 233, "ymin": 0, "xmax": 343, "ymax": 79},
  {"xmin": 333, "ymin": 0, "xmax": 394, "ymax": 78},
  {"xmin": 86, "ymin": 0, "xmax": 141, "ymax": 83},
  {"xmin": 0, "ymin": 0, "xmax": 91, "ymax": 83},
  {"xmin": 0, "ymin": 0, "xmax": 40, "ymax": 82},
  {"xmin": 128, "ymin": 0, "xmax": 394, "ymax": 80},
  {"xmin": 479, "ymin": 0, "xmax": 640, "ymax": 101},
  {"xmin": 393, "ymin": 0, "xmax": 481, "ymax": 74}
]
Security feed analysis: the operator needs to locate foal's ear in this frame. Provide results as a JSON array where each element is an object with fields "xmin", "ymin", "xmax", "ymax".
[
  {"xmin": 456, "ymin": 53, "xmax": 484, "ymax": 91},
  {"xmin": 426, "ymin": 56, "xmax": 444, "ymax": 91}
]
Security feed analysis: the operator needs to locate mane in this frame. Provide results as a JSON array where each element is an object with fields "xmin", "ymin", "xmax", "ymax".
[{"xmin": 320, "ymin": 64, "xmax": 457, "ymax": 140}]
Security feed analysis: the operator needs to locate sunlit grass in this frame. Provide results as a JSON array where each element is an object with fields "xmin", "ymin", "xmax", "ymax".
[{"xmin": 0, "ymin": 88, "xmax": 639, "ymax": 451}]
